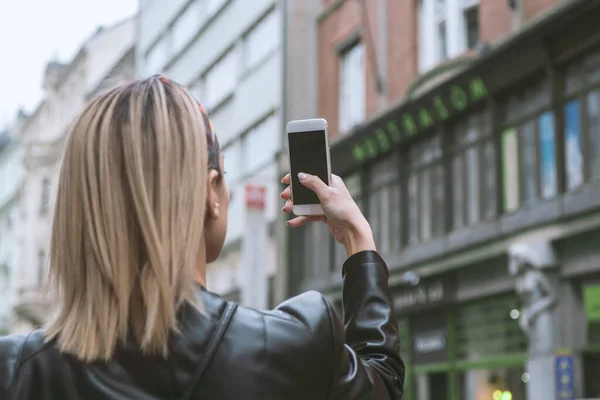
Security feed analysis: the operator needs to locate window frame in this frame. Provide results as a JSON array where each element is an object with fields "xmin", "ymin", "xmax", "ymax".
[
  {"xmin": 499, "ymin": 78, "xmax": 555, "ymax": 212},
  {"xmin": 365, "ymin": 153, "xmax": 403, "ymax": 256},
  {"xmin": 463, "ymin": 4, "xmax": 480, "ymax": 50},
  {"xmin": 145, "ymin": 35, "xmax": 171, "ymax": 75},
  {"xmin": 418, "ymin": 0, "xmax": 480, "ymax": 70},
  {"xmin": 202, "ymin": 47, "xmax": 238, "ymax": 112},
  {"xmin": 170, "ymin": 0, "xmax": 203, "ymax": 54},
  {"xmin": 338, "ymin": 37, "xmax": 366, "ymax": 134},
  {"xmin": 563, "ymin": 51, "xmax": 600, "ymax": 188},
  {"xmin": 406, "ymin": 133, "xmax": 445, "ymax": 245},
  {"xmin": 241, "ymin": 8, "xmax": 280, "ymax": 74},
  {"xmin": 241, "ymin": 113, "xmax": 278, "ymax": 175},
  {"xmin": 449, "ymin": 109, "xmax": 494, "ymax": 229},
  {"xmin": 206, "ymin": 0, "xmax": 228, "ymax": 17}
]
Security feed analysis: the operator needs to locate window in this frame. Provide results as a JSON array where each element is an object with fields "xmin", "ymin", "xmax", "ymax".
[
  {"xmin": 435, "ymin": 0, "xmax": 448, "ymax": 61},
  {"xmin": 204, "ymin": 49, "xmax": 237, "ymax": 110},
  {"xmin": 464, "ymin": 5, "xmax": 479, "ymax": 50},
  {"xmin": 456, "ymin": 295, "xmax": 527, "ymax": 360},
  {"xmin": 564, "ymin": 50, "xmax": 600, "ymax": 188},
  {"xmin": 539, "ymin": 112, "xmax": 557, "ymax": 198},
  {"xmin": 520, "ymin": 120, "xmax": 537, "ymax": 204},
  {"xmin": 408, "ymin": 135, "xmax": 444, "ymax": 244},
  {"xmin": 451, "ymin": 111, "xmax": 495, "ymax": 229},
  {"xmin": 206, "ymin": 0, "xmax": 226, "ymax": 16},
  {"xmin": 588, "ymin": 90, "xmax": 600, "ymax": 180},
  {"xmin": 146, "ymin": 36, "xmax": 170, "ymax": 74},
  {"xmin": 243, "ymin": 115, "xmax": 278, "ymax": 173},
  {"xmin": 501, "ymin": 128, "xmax": 519, "ymax": 212},
  {"xmin": 37, "ymin": 250, "xmax": 46, "ymax": 287},
  {"xmin": 367, "ymin": 155, "xmax": 401, "ymax": 255},
  {"xmin": 418, "ymin": 0, "xmax": 480, "ymax": 71},
  {"xmin": 243, "ymin": 10, "xmax": 280, "ymax": 72},
  {"xmin": 500, "ymin": 80, "xmax": 554, "ymax": 212},
  {"xmin": 40, "ymin": 178, "xmax": 51, "ymax": 215},
  {"xmin": 565, "ymin": 100, "xmax": 583, "ymax": 190},
  {"xmin": 171, "ymin": 0, "xmax": 202, "ymax": 53},
  {"xmin": 339, "ymin": 42, "xmax": 365, "ymax": 133}
]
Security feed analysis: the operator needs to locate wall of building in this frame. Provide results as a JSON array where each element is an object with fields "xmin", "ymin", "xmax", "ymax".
[
  {"xmin": 0, "ymin": 134, "xmax": 24, "ymax": 333},
  {"xmin": 137, "ymin": 0, "xmax": 283, "ymax": 302},
  {"xmin": 316, "ymin": 0, "xmax": 567, "ymax": 143},
  {"xmin": 307, "ymin": 0, "xmax": 600, "ymax": 398},
  {"xmin": 8, "ymin": 18, "xmax": 136, "ymax": 333}
]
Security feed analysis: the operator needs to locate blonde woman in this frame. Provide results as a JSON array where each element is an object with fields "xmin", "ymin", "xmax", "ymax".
[{"xmin": 0, "ymin": 76, "xmax": 404, "ymax": 399}]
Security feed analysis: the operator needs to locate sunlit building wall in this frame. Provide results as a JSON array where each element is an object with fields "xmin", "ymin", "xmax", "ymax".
[
  {"xmin": 137, "ymin": 0, "xmax": 283, "ymax": 304},
  {"xmin": 10, "ymin": 18, "xmax": 136, "ymax": 334}
]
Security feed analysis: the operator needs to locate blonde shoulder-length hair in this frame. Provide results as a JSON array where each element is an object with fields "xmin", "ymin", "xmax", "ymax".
[{"xmin": 45, "ymin": 77, "xmax": 209, "ymax": 362}]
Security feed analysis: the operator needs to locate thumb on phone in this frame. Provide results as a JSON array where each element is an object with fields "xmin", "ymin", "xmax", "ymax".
[{"xmin": 298, "ymin": 172, "xmax": 330, "ymax": 200}]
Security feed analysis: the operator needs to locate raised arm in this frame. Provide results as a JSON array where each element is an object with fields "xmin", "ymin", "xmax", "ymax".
[
  {"xmin": 280, "ymin": 172, "xmax": 405, "ymax": 399},
  {"xmin": 326, "ymin": 250, "xmax": 404, "ymax": 399}
]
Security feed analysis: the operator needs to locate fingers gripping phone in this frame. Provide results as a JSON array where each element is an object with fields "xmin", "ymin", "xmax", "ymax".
[{"xmin": 287, "ymin": 118, "xmax": 332, "ymax": 216}]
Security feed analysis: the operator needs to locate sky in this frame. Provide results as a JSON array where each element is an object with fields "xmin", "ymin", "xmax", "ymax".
[{"xmin": 0, "ymin": 0, "xmax": 138, "ymax": 128}]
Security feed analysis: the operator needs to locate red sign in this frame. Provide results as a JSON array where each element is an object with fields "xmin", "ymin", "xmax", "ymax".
[{"xmin": 245, "ymin": 184, "xmax": 266, "ymax": 210}]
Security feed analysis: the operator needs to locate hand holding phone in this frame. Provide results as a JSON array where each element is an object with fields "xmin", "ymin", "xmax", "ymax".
[
  {"xmin": 286, "ymin": 118, "xmax": 331, "ymax": 216},
  {"xmin": 280, "ymin": 173, "xmax": 376, "ymax": 257}
]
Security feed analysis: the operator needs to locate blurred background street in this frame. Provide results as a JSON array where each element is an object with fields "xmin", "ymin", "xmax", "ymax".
[{"xmin": 1, "ymin": 0, "xmax": 600, "ymax": 399}]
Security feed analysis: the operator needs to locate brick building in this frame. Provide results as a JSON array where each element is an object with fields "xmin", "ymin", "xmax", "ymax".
[{"xmin": 286, "ymin": 0, "xmax": 600, "ymax": 398}]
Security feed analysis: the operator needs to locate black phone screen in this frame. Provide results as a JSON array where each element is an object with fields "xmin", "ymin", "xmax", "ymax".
[{"xmin": 288, "ymin": 130, "xmax": 328, "ymax": 205}]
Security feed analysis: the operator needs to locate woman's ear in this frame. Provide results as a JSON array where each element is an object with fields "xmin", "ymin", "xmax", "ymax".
[{"xmin": 206, "ymin": 169, "xmax": 221, "ymax": 220}]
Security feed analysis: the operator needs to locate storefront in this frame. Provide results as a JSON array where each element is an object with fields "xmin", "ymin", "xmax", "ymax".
[
  {"xmin": 390, "ymin": 258, "xmax": 528, "ymax": 400},
  {"xmin": 557, "ymin": 228, "xmax": 600, "ymax": 398},
  {"xmin": 583, "ymin": 279, "xmax": 600, "ymax": 397},
  {"xmin": 288, "ymin": 0, "xmax": 600, "ymax": 398}
]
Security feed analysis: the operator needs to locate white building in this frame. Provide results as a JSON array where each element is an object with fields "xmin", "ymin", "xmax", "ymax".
[
  {"xmin": 10, "ymin": 17, "xmax": 136, "ymax": 334},
  {"xmin": 137, "ymin": 0, "xmax": 283, "ymax": 305},
  {"xmin": 0, "ymin": 111, "xmax": 27, "ymax": 334}
]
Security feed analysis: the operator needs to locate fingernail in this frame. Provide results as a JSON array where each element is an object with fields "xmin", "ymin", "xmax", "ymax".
[{"xmin": 298, "ymin": 172, "xmax": 308, "ymax": 181}]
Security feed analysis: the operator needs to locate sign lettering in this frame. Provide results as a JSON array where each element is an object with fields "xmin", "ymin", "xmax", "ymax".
[
  {"xmin": 411, "ymin": 313, "xmax": 449, "ymax": 365},
  {"xmin": 433, "ymin": 95, "xmax": 450, "ymax": 120},
  {"xmin": 351, "ymin": 77, "xmax": 488, "ymax": 163},
  {"xmin": 414, "ymin": 331, "xmax": 447, "ymax": 354},
  {"xmin": 393, "ymin": 280, "xmax": 453, "ymax": 312},
  {"xmin": 418, "ymin": 108, "xmax": 434, "ymax": 129}
]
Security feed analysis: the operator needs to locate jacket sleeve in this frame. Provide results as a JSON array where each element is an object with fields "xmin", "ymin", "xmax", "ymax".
[{"xmin": 326, "ymin": 250, "xmax": 405, "ymax": 399}]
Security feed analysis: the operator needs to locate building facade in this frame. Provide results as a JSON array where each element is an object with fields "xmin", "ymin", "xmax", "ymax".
[
  {"xmin": 0, "ymin": 112, "xmax": 27, "ymax": 335},
  {"xmin": 10, "ymin": 18, "xmax": 136, "ymax": 334},
  {"xmin": 137, "ymin": 0, "xmax": 321, "ymax": 306},
  {"xmin": 289, "ymin": 0, "xmax": 600, "ymax": 399}
]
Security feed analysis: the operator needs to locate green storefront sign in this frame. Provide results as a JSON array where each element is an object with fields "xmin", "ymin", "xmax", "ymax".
[
  {"xmin": 584, "ymin": 284, "xmax": 600, "ymax": 321},
  {"xmin": 351, "ymin": 77, "xmax": 488, "ymax": 164}
]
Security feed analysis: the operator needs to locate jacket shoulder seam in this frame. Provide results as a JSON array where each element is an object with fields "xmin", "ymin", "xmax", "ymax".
[
  {"xmin": 18, "ymin": 339, "xmax": 54, "ymax": 368},
  {"xmin": 6, "ymin": 332, "xmax": 32, "ymax": 391}
]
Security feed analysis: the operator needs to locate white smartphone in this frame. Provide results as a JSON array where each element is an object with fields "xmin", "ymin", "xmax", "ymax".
[{"xmin": 287, "ymin": 118, "xmax": 332, "ymax": 216}]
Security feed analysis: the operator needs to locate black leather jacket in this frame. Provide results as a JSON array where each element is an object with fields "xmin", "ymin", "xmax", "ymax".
[{"xmin": 0, "ymin": 251, "xmax": 404, "ymax": 399}]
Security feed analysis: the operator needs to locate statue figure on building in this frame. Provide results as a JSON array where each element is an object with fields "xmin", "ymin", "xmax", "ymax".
[{"xmin": 508, "ymin": 240, "xmax": 559, "ymax": 357}]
